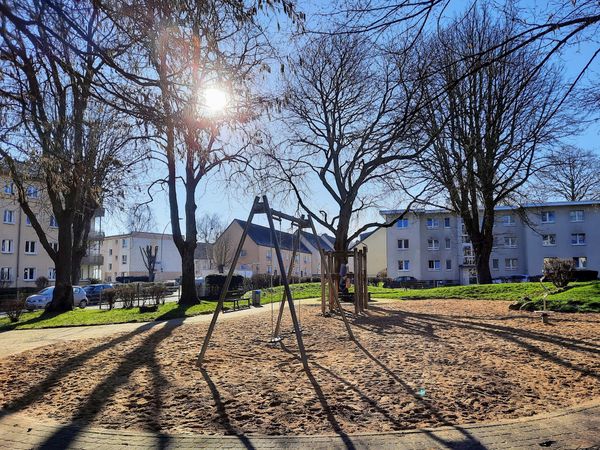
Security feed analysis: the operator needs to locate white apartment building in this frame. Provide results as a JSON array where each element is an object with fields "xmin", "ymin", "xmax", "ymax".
[
  {"xmin": 382, "ymin": 201, "xmax": 600, "ymax": 285},
  {"xmin": 100, "ymin": 232, "xmax": 181, "ymax": 282}
]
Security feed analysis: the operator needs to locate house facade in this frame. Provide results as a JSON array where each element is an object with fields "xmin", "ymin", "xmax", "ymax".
[
  {"xmin": 216, "ymin": 219, "xmax": 317, "ymax": 276},
  {"xmin": 1, "ymin": 175, "xmax": 58, "ymax": 288},
  {"xmin": 100, "ymin": 232, "xmax": 181, "ymax": 282},
  {"xmin": 351, "ymin": 227, "xmax": 387, "ymax": 277},
  {"xmin": 382, "ymin": 201, "xmax": 600, "ymax": 284}
]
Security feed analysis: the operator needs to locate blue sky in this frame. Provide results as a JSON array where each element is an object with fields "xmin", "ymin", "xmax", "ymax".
[{"xmin": 103, "ymin": 1, "xmax": 600, "ymax": 238}]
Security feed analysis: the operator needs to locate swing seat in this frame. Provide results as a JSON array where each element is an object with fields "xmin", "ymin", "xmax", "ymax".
[{"xmin": 225, "ymin": 290, "xmax": 250, "ymax": 311}]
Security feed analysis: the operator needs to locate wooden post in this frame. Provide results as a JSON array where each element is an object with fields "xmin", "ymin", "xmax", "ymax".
[
  {"xmin": 362, "ymin": 247, "xmax": 369, "ymax": 310},
  {"xmin": 353, "ymin": 248, "xmax": 360, "ymax": 315},
  {"xmin": 274, "ymin": 227, "xmax": 299, "ymax": 337},
  {"xmin": 320, "ymin": 250, "xmax": 326, "ymax": 315}
]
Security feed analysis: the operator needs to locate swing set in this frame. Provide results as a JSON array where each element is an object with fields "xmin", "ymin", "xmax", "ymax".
[{"xmin": 197, "ymin": 195, "xmax": 354, "ymax": 370}]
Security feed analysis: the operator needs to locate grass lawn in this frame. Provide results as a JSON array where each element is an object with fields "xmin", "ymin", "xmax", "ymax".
[{"xmin": 2, "ymin": 280, "xmax": 598, "ymax": 330}]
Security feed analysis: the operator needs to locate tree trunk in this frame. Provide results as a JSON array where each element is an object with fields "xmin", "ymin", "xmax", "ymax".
[
  {"xmin": 179, "ymin": 245, "xmax": 198, "ymax": 304},
  {"xmin": 47, "ymin": 222, "xmax": 74, "ymax": 312},
  {"xmin": 472, "ymin": 237, "xmax": 493, "ymax": 284},
  {"xmin": 71, "ymin": 251, "xmax": 84, "ymax": 285}
]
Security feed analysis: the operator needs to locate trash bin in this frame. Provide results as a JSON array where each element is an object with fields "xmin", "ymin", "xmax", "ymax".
[{"xmin": 252, "ymin": 290, "xmax": 261, "ymax": 307}]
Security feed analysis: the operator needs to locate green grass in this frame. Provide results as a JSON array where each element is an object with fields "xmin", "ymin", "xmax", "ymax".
[{"xmin": 2, "ymin": 281, "xmax": 598, "ymax": 330}]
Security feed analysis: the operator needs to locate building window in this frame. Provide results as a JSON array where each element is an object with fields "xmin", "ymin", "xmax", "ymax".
[
  {"xmin": 427, "ymin": 239, "xmax": 440, "ymax": 250},
  {"xmin": 0, "ymin": 267, "xmax": 11, "ymax": 281},
  {"xmin": 240, "ymin": 249, "xmax": 247, "ymax": 257},
  {"xmin": 501, "ymin": 214, "xmax": 516, "ymax": 226},
  {"xmin": 3, "ymin": 182, "xmax": 14, "ymax": 194},
  {"xmin": 426, "ymin": 218, "xmax": 440, "ymax": 229},
  {"xmin": 398, "ymin": 260, "xmax": 410, "ymax": 271},
  {"xmin": 504, "ymin": 236, "xmax": 517, "ymax": 248},
  {"xmin": 108, "ymin": 263, "xmax": 112, "ymax": 270},
  {"xmin": 573, "ymin": 257, "xmax": 587, "ymax": 269},
  {"xmin": 23, "ymin": 267, "xmax": 36, "ymax": 281},
  {"xmin": 396, "ymin": 218, "xmax": 409, "ymax": 228},
  {"xmin": 1, "ymin": 239, "xmax": 13, "ymax": 253},
  {"xmin": 569, "ymin": 210, "xmax": 584, "ymax": 222},
  {"xmin": 122, "ymin": 239, "xmax": 128, "ymax": 249},
  {"xmin": 428, "ymin": 260, "xmax": 441, "ymax": 271},
  {"xmin": 25, "ymin": 215, "xmax": 32, "ymax": 226},
  {"xmin": 267, "ymin": 265, "xmax": 272, "ymax": 274},
  {"xmin": 26, "ymin": 186, "xmax": 39, "ymax": 198},
  {"xmin": 25, "ymin": 241, "xmax": 36, "ymax": 254},
  {"xmin": 3, "ymin": 210, "xmax": 15, "ymax": 224},
  {"xmin": 571, "ymin": 233, "xmax": 586, "ymax": 245},
  {"xmin": 49, "ymin": 215, "xmax": 58, "ymax": 228},
  {"xmin": 445, "ymin": 259, "xmax": 452, "ymax": 270},
  {"xmin": 505, "ymin": 258, "xmax": 518, "ymax": 270},
  {"xmin": 542, "ymin": 234, "xmax": 556, "ymax": 246},
  {"xmin": 266, "ymin": 249, "xmax": 272, "ymax": 260},
  {"xmin": 541, "ymin": 211, "xmax": 555, "ymax": 224},
  {"xmin": 48, "ymin": 268, "xmax": 56, "ymax": 281},
  {"xmin": 109, "ymin": 248, "xmax": 113, "ymax": 256},
  {"xmin": 50, "ymin": 242, "xmax": 58, "ymax": 252},
  {"xmin": 122, "ymin": 255, "xmax": 127, "ymax": 264},
  {"xmin": 444, "ymin": 217, "xmax": 451, "ymax": 228},
  {"xmin": 445, "ymin": 238, "xmax": 451, "ymax": 249},
  {"xmin": 397, "ymin": 239, "xmax": 409, "ymax": 249},
  {"xmin": 492, "ymin": 259, "xmax": 499, "ymax": 270}
]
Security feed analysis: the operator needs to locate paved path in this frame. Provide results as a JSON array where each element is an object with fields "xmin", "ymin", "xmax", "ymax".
[{"xmin": 0, "ymin": 400, "xmax": 598, "ymax": 449}]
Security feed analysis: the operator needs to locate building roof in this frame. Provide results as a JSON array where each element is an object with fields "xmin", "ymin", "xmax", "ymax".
[
  {"xmin": 194, "ymin": 242, "xmax": 213, "ymax": 260},
  {"xmin": 103, "ymin": 231, "xmax": 175, "ymax": 240},
  {"xmin": 380, "ymin": 200, "xmax": 600, "ymax": 216},
  {"xmin": 234, "ymin": 219, "xmax": 312, "ymax": 253},
  {"xmin": 300, "ymin": 231, "xmax": 334, "ymax": 252}
]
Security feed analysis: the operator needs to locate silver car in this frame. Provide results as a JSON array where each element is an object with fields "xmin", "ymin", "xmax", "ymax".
[{"xmin": 25, "ymin": 286, "xmax": 88, "ymax": 311}]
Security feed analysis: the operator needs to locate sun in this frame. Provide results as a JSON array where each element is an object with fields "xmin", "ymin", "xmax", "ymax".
[{"xmin": 203, "ymin": 87, "xmax": 227, "ymax": 114}]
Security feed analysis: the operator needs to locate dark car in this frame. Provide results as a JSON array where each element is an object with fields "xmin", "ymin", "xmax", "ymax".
[
  {"xmin": 383, "ymin": 276, "xmax": 418, "ymax": 288},
  {"xmin": 83, "ymin": 284, "xmax": 114, "ymax": 305}
]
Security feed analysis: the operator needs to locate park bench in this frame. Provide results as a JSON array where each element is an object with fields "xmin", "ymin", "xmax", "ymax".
[{"xmin": 225, "ymin": 289, "xmax": 250, "ymax": 311}]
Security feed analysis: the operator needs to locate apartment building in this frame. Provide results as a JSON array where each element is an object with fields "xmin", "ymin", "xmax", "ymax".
[
  {"xmin": 351, "ymin": 227, "xmax": 387, "ymax": 277},
  {"xmin": 217, "ymin": 219, "xmax": 319, "ymax": 276},
  {"xmin": 100, "ymin": 232, "xmax": 181, "ymax": 282},
  {"xmin": 382, "ymin": 201, "xmax": 600, "ymax": 284},
  {"xmin": 0, "ymin": 176, "xmax": 59, "ymax": 288}
]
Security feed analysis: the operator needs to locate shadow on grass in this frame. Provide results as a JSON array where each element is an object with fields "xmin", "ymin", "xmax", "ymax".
[{"xmin": 0, "ymin": 310, "xmax": 65, "ymax": 332}]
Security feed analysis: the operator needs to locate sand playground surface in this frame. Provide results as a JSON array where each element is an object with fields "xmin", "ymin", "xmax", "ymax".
[{"xmin": 1, "ymin": 299, "xmax": 599, "ymax": 435}]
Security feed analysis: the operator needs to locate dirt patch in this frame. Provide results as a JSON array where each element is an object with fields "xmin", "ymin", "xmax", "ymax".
[{"xmin": 1, "ymin": 300, "xmax": 599, "ymax": 435}]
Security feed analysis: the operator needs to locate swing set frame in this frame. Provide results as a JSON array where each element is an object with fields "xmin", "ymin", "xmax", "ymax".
[{"xmin": 197, "ymin": 195, "xmax": 354, "ymax": 370}]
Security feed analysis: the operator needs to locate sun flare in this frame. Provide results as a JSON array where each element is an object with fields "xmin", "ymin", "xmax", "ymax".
[{"xmin": 203, "ymin": 87, "xmax": 227, "ymax": 114}]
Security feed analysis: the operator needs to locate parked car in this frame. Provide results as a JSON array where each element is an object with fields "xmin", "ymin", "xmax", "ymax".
[
  {"xmin": 25, "ymin": 286, "xmax": 88, "ymax": 311},
  {"xmin": 383, "ymin": 276, "xmax": 419, "ymax": 288},
  {"xmin": 394, "ymin": 276, "xmax": 418, "ymax": 283},
  {"xmin": 83, "ymin": 284, "xmax": 114, "ymax": 305}
]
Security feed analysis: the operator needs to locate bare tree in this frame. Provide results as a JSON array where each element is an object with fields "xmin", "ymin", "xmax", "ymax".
[
  {"xmin": 140, "ymin": 245, "xmax": 159, "ymax": 282},
  {"xmin": 196, "ymin": 213, "xmax": 225, "ymax": 244},
  {"xmin": 212, "ymin": 233, "xmax": 233, "ymax": 274},
  {"xmin": 0, "ymin": 1, "xmax": 141, "ymax": 310},
  {"xmin": 264, "ymin": 33, "xmax": 427, "ymax": 274},
  {"xmin": 88, "ymin": 0, "xmax": 299, "ymax": 305},
  {"xmin": 531, "ymin": 146, "xmax": 600, "ymax": 201},
  {"xmin": 412, "ymin": 7, "xmax": 567, "ymax": 284},
  {"xmin": 125, "ymin": 204, "xmax": 156, "ymax": 234}
]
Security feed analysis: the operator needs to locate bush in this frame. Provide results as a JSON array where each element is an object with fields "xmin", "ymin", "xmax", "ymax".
[
  {"xmin": 143, "ymin": 283, "xmax": 168, "ymax": 306},
  {"xmin": 4, "ymin": 293, "xmax": 26, "ymax": 323},
  {"xmin": 114, "ymin": 284, "xmax": 137, "ymax": 309},
  {"xmin": 101, "ymin": 288, "xmax": 117, "ymax": 310},
  {"xmin": 35, "ymin": 276, "xmax": 49, "ymax": 289},
  {"xmin": 543, "ymin": 258, "xmax": 574, "ymax": 288}
]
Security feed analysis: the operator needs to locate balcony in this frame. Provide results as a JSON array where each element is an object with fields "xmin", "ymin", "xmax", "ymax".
[
  {"xmin": 461, "ymin": 256, "xmax": 476, "ymax": 266},
  {"xmin": 81, "ymin": 254, "xmax": 104, "ymax": 266},
  {"xmin": 88, "ymin": 230, "xmax": 105, "ymax": 241}
]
